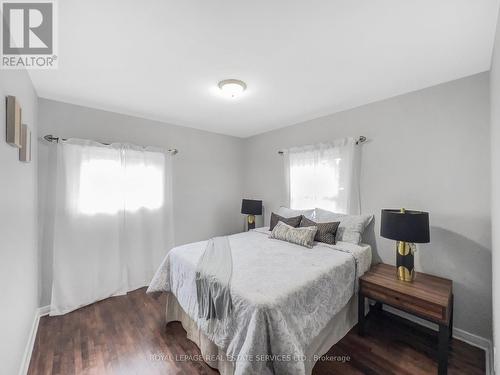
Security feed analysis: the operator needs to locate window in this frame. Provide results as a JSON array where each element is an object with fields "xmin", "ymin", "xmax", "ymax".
[
  {"xmin": 78, "ymin": 156, "xmax": 164, "ymax": 215},
  {"xmin": 287, "ymin": 138, "xmax": 359, "ymax": 214},
  {"xmin": 60, "ymin": 142, "xmax": 166, "ymax": 215}
]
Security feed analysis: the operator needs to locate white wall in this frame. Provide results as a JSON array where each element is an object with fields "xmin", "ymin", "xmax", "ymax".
[
  {"xmin": 244, "ymin": 73, "xmax": 492, "ymax": 339},
  {"xmin": 38, "ymin": 98, "xmax": 245, "ymax": 306},
  {"xmin": 490, "ymin": 9, "xmax": 500, "ymax": 372},
  {"xmin": 0, "ymin": 71, "xmax": 38, "ymax": 374}
]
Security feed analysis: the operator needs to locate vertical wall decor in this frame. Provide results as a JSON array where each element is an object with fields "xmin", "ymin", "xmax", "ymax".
[
  {"xmin": 6, "ymin": 95, "xmax": 22, "ymax": 147},
  {"xmin": 19, "ymin": 124, "xmax": 31, "ymax": 162}
]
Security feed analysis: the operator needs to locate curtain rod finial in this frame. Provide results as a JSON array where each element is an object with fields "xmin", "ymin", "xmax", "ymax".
[
  {"xmin": 356, "ymin": 136, "xmax": 367, "ymax": 144},
  {"xmin": 43, "ymin": 134, "xmax": 59, "ymax": 143}
]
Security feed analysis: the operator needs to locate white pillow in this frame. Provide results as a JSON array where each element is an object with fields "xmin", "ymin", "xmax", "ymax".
[
  {"xmin": 313, "ymin": 208, "xmax": 344, "ymax": 222},
  {"xmin": 276, "ymin": 206, "xmax": 315, "ymax": 219},
  {"xmin": 313, "ymin": 208, "xmax": 373, "ymax": 244}
]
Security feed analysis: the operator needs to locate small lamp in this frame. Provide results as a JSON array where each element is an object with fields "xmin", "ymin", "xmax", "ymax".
[
  {"xmin": 380, "ymin": 208, "xmax": 430, "ymax": 282},
  {"xmin": 241, "ymin": 199, "xmax": 262, "ymax": 230}
]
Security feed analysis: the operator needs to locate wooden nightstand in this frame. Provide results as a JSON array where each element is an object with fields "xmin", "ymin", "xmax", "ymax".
[{"xmin": 358, "ymin": 263, "xmax": 453, "ymax": 375}]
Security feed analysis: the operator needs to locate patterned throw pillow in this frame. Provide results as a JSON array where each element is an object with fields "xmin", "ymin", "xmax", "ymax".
[
  {"xmin": 269, "ymin": 212, "xmax": 302, "ymax": 231},
  {"xmin": 300, "ymin": 216, "xmax": 340, "ymax": 245},
  {"xmin": 270, "ymin": 221, "xmax": 318, "ymax": 248}
]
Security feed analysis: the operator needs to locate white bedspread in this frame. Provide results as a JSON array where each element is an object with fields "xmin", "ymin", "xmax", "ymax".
[{"xmin": 148, "ymin": 227, "xmax": 371, "ymax": 375}]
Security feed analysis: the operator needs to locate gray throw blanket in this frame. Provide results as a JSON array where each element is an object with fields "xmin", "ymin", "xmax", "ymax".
[{"xmin": 195, "ymin": 237, "xmax": 233, "ymax": 329}]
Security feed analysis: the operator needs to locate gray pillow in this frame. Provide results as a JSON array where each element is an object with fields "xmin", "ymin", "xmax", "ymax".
[
  {"xmin": 313, "ymin": 208, "xmax": 373, "ymax": 244},
  {"xmin": 270, "ymin": 221, "xmax": 318, "ymax": 248},
  {"xmin": 269, "ymin": 212, "xmax": 302, "ymax": 231},
  {"xmin": 300, "ymin": 216, "xmax": 340, "ymax": 245}
]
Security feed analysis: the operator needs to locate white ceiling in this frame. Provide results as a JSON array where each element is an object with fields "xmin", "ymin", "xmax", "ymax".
[{"xmin": 29, "ymin": 0, "xmax": 500, "ymax": 138}]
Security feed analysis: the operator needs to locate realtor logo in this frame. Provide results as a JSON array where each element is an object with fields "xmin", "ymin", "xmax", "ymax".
[{"xmin": 1, "ymin": 0, "xmax": 57, "ymax": 69}]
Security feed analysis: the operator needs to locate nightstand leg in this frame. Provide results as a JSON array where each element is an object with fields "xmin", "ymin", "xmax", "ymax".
[
  {"xmin": 449, "ymin": 294, "xmax": 454, "ymax": 339},
  {"xmin": 438, "ymin": 324, "xmax": 449, "ymax": 375},
  {"xmin": 358, "ymin": 292, "xmax": 365, "ymax": 336},
  {"xmin": 372, "ymin": 301, "xmax": 383, "ymax": 312}
]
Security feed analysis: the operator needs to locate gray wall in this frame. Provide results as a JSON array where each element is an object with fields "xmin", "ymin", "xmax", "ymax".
[
  {"xmin": 0, "ymin": 71, "xmax": 38, "ymax": 374},
  {"xmin": 243, "ymin": 73, "xmax": 492, "ymax": 339},
  {"xmin": 490, "ymin": 10, "xmax": 500, "ymax": 372},
  {"xmin": 38, "ymin": 98, "xmax": 245, "ymax": 306}
]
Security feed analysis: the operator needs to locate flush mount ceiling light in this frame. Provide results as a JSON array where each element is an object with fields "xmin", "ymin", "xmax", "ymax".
[{"xmin": 218, "ymin": 79, "xmax": 247, "ymax": 99}]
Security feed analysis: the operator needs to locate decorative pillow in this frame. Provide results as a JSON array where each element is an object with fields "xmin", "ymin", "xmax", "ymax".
[
  {"xmin": 300, "ymin": 216, "xmax": 340, "ymax": 245},
  {"xmin": 313, "ymin": 208, "xmax": 373, "ymax": 244},
  {"xmin": 270, "ymin": 221, "xmax": 318, "ymax": 248},
  {"xmin": 269, "ymin": 212, "xmax": 302, "ymax": 231},
  {"xmin": 276, "ymin": 206, "xmax": 315, "ymax": 219}
]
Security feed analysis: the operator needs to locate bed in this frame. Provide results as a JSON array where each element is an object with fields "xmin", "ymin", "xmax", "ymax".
[{"xmin": 148, "ymin": 226, "xmax": 372, "ymax": 375}]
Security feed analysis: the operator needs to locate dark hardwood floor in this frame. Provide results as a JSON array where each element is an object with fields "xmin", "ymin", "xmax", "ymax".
[{"xmin": 28, "ymin": 288, "xmax": 485, "ymax": 375}]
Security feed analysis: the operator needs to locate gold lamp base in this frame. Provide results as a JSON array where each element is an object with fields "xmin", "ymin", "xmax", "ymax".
[
  {"xmin": 396, "ymin": 241, "xmax": 415, "ymax": 282},
  {"xmin": 397, "ymin": 265, "xmax": 415, "ymax": 282},
  {"xmin": 247, "ymin": 214, "xmax": 255, "ymax": 230}
]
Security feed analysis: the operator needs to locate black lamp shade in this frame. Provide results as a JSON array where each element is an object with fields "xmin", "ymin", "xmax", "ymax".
[
  {"xmin": 380, "ymin": 209, "xmax": 430, "ymax": 243},
  {"xmin": 241, "ymin": 199, "xmax": 262, "ymax": 215}
]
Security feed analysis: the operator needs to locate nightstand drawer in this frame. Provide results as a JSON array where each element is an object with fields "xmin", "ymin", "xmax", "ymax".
[{"xmin": 360, "ymin": 281, "xmax": 448, "ymax": 324}]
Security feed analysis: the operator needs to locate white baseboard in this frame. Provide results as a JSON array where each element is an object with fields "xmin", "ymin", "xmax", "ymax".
[
  {"xmin": 380, "ymin": 304, "xmax": 493, "ymax": 375},
  {"xmin": 38, "ymin": 305, "xmax": 50, "ymax": 317},
  {"xmin": 18, "ymin": 305, "xmax": 50, "ymax": 375},
  {"xmin": 453, "ymin": 327, "xmax": 493, "ymax": 375}
]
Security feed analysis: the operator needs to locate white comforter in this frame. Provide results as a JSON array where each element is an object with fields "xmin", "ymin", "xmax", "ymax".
[{"xmin": 148, "ymin": 227, "xmax": 371, "ymax": 375}]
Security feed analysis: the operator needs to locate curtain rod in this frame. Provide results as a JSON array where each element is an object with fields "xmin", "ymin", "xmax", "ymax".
[
  {"xmin": 43, "ymin": 134, "xmax": 178, "ymax": 155},
  {"xmin": 277, "ymin": 136, "xmax": 366, "ymax": 155}
]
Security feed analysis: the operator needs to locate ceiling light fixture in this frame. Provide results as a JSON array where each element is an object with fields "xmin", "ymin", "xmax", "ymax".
[{"xmin": 218, "ymin": 79, "xmax": 247, "ymax": 99}]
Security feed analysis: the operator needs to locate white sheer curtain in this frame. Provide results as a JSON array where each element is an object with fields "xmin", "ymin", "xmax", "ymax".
[
  {"xmin": 50, "ymin": 139, "xmax": 174, "ymax": 315},
  {"xmin": 284, "ymin": 137, "xmax": 361, "ymax": 214}
]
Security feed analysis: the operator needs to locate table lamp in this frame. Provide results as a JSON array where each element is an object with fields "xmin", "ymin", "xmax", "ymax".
[
  {"xmin": 241, "ymin": 199, "xmax": 262, "ymax": 230},
  {"xmin": 380, "ymin": 208, "xmax": 430, "ymax": 282}
]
